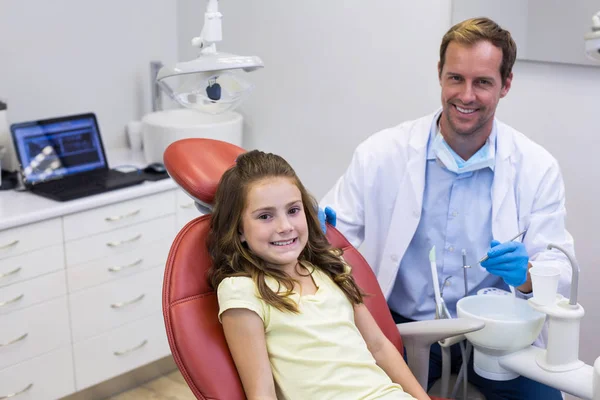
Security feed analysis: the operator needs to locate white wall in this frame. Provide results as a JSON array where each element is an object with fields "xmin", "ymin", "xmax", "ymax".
[
  {"xmin": 178, "ymin": 1, "xmax": 600, "ymax": 371},
  {"xmin": 0, "ymin": 0, "xmax": 178, "ymax": 150}
]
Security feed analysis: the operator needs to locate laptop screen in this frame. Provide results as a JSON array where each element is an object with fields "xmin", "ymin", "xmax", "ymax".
[{"xmin": 11, "ymin": 113, "xmax": 108, "ymax": 185}]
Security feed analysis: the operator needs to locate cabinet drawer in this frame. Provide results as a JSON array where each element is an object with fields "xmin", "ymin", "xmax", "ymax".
[
  {"xmin": 0, "ymin": 271, "xmax": 66, "ymax": 315},
  {"xmin": 176, "ymin": 190, "xmax": 204, "ymax": 231},
  {"xmin": 0, "ymin": 218, "xmax": 62, "ymax": 260},
  {"xmin": 0, "ymin": 346, "xmax": 75, "ymax": 400},
  {"xmin": 0, "ymin": 245, "xmax": 64, "ymax": 288},
  {"xmin": 63, "ymin": 190, "xmax": 176, "ymax": 241},
  {"xmin": 69, "ymin": 266, "xmax": 164, "ymax": 342},
  {"xmin": 65, "ymin": 215, "xmax": 176, "ymax": 267},
  {"xmin": 67, "ymin": 239, "xmax": 171, "ymax": 293},
  {"xmin": 0, "ymin": 296, "xmax": 70, "ymax": 370},
  {"xmin": 73, "ymin": 312, "xmax": 170, "ymax": 390}
]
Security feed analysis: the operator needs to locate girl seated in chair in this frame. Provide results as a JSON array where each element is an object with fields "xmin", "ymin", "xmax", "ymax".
[{"xmin": 208, "ymin": 150, "xmax": 430, "ymax": 400}]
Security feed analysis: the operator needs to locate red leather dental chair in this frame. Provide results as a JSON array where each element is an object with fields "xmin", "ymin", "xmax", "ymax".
[{"xmin": 162, "ymin": 138, "xmax": 482, "ymax": 400}]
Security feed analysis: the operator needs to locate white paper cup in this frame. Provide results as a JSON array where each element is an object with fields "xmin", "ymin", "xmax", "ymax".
[
  {"xmin": 126, "ymin": 121, "xmax": 143, "ymax": 151},
  {"xmin": 530, "ymin": 266, "xmax": 560, "ymax": 305}
]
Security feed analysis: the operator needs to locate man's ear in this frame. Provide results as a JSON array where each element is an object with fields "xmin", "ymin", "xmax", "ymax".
[{"xmin": 500, "ymin": 72, "xmax": 513, "ymax": 98}]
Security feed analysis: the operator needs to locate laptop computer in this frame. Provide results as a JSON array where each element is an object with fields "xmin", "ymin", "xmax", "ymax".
[{"xmin": 11, "ymin": 112, "xmax": 145, "ymax": 202}]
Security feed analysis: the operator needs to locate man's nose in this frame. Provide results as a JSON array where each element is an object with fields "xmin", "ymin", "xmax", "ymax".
[{"xmin": 458, "ymin": 82, "xmax": 476, "ymax": 104}]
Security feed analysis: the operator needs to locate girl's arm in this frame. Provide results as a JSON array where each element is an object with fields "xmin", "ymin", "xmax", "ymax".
[
  {"xmin": 354, "ymin": 303, "xmax": 431, "ymax": 400},
  {"xmin": 221, "ymin": 308, "xmax": 278, "ymax": 400}
]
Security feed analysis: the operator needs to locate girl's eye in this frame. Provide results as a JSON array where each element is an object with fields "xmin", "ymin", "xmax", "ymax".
[
  {"xmin": 289, "ymin": 207, "xmax": 301, "ymax": 215},
  {"xmin": 258, "ymin": 214, "xmax": 271, "ymax": 220}
]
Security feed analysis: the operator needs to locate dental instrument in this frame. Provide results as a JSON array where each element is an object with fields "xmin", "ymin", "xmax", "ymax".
[
  {"xmin": 457, "ymin": 244, "xmax": 600, "ymax": 399},
  {"xmin": 461, "ymin": 249, "xmax": 470, "ymax": 297},
  {"xmin": 478, "ymin": 230, "xmax": 527, "ymax": 264},
  {"xmin": 429, "ymin": 246, "xmax": 444, "ymax": 319}
]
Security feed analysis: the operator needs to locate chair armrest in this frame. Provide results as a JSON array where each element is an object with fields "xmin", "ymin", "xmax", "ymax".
[{"xmin": 398, "ymin": 318, "xmax": 485, "ymax": 391}]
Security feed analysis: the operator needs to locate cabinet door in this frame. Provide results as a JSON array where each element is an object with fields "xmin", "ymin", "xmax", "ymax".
[
  {"xmin": 175, "ymin": 190, "xmax": 205, "ymax": 231},
  {"xmin": 0, "ymin": 296, "xmax": 70, "ymax": 370},
  {"xmin": 0, "ymin": 218, "xmax": 62, "ymax": 260},
  {"xmin": 63, "ymin": 191, "xmax": 176, "ymax": 241},
  {"xmin": 0, "ymin": 244, "xmax": 64, "ymax": 288},
  {"xmin": 0, "ymin": 346, "xmax": 75, "ymax": 400},
  {"xmin": 73, "ymin": 312, "xmax": 170, "ymax": 390},
  {"xmin": 67, "ymin": 239, "xmax": 171, "ymax": 293},
  {"xmin": 0, "ymin": 270, "xmax": 66, "ymax": 315},
  {"xmin": 64, "ymin": 216, "xmax": 176, "ymax": 267},
  {"xmin": 69, "ymin": 266, "xmax": 164, "ymax": 343}
]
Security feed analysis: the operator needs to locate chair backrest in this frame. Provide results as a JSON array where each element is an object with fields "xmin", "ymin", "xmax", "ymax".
[{"xmin": 162, "ymin": 139, "xmax": 403, "ymax": 399}]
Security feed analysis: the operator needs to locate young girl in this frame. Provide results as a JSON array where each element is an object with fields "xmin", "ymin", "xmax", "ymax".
[{"xmin": 208, "ymin": 150, "xmax": 430, "ymax": 400}]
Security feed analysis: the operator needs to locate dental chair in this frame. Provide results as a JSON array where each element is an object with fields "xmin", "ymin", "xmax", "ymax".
[{"xmin": 161, "ymin": 138, "xmax": 484, "ymax": 400}]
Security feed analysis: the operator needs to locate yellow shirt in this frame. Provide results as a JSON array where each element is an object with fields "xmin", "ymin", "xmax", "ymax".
[{"xmin": 217, "ymin": 266, "xmax": 414, "ymax": 400}]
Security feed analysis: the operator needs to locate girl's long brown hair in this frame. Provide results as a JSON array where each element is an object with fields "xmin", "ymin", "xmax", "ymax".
[{"xmin": 207, "ymin": 150, "xmax": 364, "ymax": 312}]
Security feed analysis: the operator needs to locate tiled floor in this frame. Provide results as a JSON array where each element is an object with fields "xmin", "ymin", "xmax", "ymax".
[{"xmin": 107, "ymin": 369, "xmax": 195, "ymax": 400}]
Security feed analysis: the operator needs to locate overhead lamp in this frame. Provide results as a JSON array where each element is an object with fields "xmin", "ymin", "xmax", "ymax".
[
  {"xmin": 584, "ymin": 11, "xmax": 600, "ymax": 61},
  {"xmin": 156, "ymin": 0, "xmax": 264, "ymax": 114}
]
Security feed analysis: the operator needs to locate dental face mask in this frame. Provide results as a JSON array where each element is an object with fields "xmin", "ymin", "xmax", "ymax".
[{"xmin": 432, "ymin": 132, "xmax": 495, "ymax": 174}]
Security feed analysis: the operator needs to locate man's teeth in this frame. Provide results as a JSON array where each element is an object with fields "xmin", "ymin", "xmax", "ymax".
[
  {"xmin": 272, "ymin": 239, "xmax": 295, "ymax": 246},
  {"xmin": 456, "ymin": 105, "xmax": 476, "ymax": 114}
]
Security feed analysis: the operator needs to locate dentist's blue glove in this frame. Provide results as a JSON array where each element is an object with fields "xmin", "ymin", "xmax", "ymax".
[
  {"xmin": 317, "ymin": 206, "xmax": 337, "ymax": 233},
  {"xmin": 481, "ymin": 240, "xmax": 529, "ymax": 287}
]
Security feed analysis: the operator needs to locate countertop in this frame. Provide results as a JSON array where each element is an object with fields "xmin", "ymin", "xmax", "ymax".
[{"xmin": 0, "ymin": 148, "xmax": 180, "ymax": 231}]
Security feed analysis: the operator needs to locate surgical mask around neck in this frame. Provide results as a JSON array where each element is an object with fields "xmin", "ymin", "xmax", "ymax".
[{"xmin": 432, "ymin": 132, "xmax": 494, "ymax": 174}]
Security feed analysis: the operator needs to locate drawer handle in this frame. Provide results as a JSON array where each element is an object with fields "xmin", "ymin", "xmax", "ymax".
[
  {"xmin": 108, "ymin": 258, "xmax": 143, "ymax": 273},
  {"xmin": 0, "ymin": 240, "xmax": 19, "ymax": 250},
  {"xmin": 0, "ymin": 294, "xmax": 24, "ymax": 308},
  {"xmin": 114, "ymin": 339, "xmax": 148, "ymax": 356},
  {"xmin": 105, "ymin": 209, "xmax": 141, "ymax": 222},
  {"xmin": 0, "ymin": 383, "xmax": 33, "ymax": 399},
  {"xmin": 180, "ymin": 202, "xmax": 195, "ymax": 209},
  {"xmin": 0, "ymin": 267, "xmax": 21, "ymax": 280},
  {"xmin": 110, "ymin": 293, "xmax": 145, "ymax": 309},
  {"xmin": 0, "ymin": 333, "xmax": 28, "ymax": 348},
  {"xmin": 106, "ymin": 233, "xmax": 142, "ymax": 248}
]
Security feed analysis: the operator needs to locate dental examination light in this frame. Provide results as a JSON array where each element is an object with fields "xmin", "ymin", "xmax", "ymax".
[
  {"xmin": 156, "ymin": 0, "xmax": 263, "ymax": 114},
  {"xmin": 585, "ymin": 11, "xmax": 600, "ymax": 61}
]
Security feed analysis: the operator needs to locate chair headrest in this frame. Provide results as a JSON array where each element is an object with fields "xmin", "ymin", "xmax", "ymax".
[{"xmin": 163, "ymin": 139, "xmax": 246, "ymax": 209}]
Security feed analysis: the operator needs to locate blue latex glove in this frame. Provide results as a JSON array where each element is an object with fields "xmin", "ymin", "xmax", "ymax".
[
  {"xmin": 317, "ymin": 206, "xmax": 337, "ymax": 233},
  {"xmin": 481, "ymin": 240, "xmax": 529, "ymax": 287}
]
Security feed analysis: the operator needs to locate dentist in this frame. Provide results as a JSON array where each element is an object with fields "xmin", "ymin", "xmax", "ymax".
[{"xmin": 321, "ymin": 17, "xmax": 573, "ymax": 399}]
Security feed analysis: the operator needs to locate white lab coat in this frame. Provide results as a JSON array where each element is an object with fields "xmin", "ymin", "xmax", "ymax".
[{"xmin": 321, "ymin": 110, "xmax": 574, "ymax": 304}]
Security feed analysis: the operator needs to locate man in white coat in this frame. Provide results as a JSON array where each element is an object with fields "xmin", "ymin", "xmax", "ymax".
[{"xmin": 321, "ymin": 17, "xmax": 573, "ymax": 399}]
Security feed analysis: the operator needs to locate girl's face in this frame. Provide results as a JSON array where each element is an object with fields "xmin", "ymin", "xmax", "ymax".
[{"xmin": 239, "ymin": 177, "xmax": 309, "ymax": 273}]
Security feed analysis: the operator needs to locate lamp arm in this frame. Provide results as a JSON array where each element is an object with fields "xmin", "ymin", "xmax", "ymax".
[{"xmin": 191, "ymin": 0, "xmax": 222, "ymax": 53}]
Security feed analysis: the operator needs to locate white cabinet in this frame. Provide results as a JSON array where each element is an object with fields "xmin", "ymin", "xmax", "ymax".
[
  {"xmin": 69, "ymin": 266, "xmax": 164, "ymax": 342},
  {"xmin": 0, "ymin": 296, "xmax": 70, "ymax": 370},
  {"xmin": 0, "ymin": 244, "xmax": 64, "ymax": 288},
  {"xmin": 0, "ymin": 347, "xmax": 75, "ymax": 400},
  {"xmin": 0, "ymin": 218, "xmax": 62, "ymax": 260},
  {"xmin": 73, "ymin": 312, "xmax": 170, "ymax": 390},
  {"xmin": 0, "ymin": 185, "xmax": 200, "ymax": 398}
]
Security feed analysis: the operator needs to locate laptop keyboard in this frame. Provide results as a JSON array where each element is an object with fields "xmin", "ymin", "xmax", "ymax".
[{"xmin": 31, "ymin": 171, "xmax": 144, "ymax": 201}]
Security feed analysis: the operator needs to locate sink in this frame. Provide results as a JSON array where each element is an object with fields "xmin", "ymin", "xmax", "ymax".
[
  {"xmin": 141, "ymin": 109, "xmax": 243, "ymax": 164},
  {"xmin": 457, "ymin": 295, "xmax": 545, "ymax": 381}
]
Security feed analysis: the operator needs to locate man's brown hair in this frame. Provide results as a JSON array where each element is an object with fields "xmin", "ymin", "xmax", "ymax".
[{"xmin": 439, "ymin": 17, "xmax": 517, "ymax": 86}]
